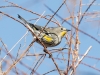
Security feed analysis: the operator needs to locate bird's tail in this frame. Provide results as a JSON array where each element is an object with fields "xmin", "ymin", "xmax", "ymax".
[
  {"xmin": 18, "ymin": 14, "xmax": 38, "ymax": 31},
  {"xmin": 18, "ymin": 14, "xmax": 29, "ymax": 25}
]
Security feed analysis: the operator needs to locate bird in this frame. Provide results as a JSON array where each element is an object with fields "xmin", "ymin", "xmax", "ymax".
[{"xmin": 18, "ymin": 14, "xmax": 70, "ymax": 47}]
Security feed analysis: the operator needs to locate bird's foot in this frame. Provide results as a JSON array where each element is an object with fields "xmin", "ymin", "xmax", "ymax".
[{"xmin": 43, "ymin": 49, "xmax": 52, "ymax": 58}]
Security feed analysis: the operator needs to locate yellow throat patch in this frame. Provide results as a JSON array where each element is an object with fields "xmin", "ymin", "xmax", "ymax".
[{"xmin": 60, "ymin": 31, "xmax": 67, "ymax": 37}]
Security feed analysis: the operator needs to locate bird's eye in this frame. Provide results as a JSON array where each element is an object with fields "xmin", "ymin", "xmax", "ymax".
[{"xmin": 61, "ymin": 28, "xmax": 63, "ymax": 30}]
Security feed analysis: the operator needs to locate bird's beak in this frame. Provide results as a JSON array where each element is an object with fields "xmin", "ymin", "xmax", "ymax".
[{"xmin": 63, "ymin": 28, "xmax": 70, "ymax": 32}]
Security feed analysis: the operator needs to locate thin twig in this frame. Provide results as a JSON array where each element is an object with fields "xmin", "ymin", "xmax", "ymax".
[
  {"xmin": 54, "ymin": 57, "xmax": 100, "ymax": 72},
  {"xmin": 70, "ymin": 46, "xmax": 92, "ymax": 75},
  {"xmin": 0, "ymin": 39, "xmax": 19, "ymax": 74},
  {"xmin": 3, "ymin": 40, "xmax": 35, "ymax": 75},
  {"xmin": 78, "ymin": 0, "xmax": 96, "ymax": 25},
  {"xmin": 0, "ymin": 31, "xmax": 28, "ymax": 63},
  {"xmin": 51, "ymin": 57, "xmax": 61, "ymax": 75},
  {"xmin": 42, "ymin": 69, "xmax": 57, "ymax": 75},
  {"xmin": 44, "ymin": 0, "xmax": 66, "ymax": 27},
  {"xmin": 30, "ymin": 55, "xmax": 44, "ymax": 75},
  {"xmin": 34, "ymin": 55, "xmax": 46, "ymax": 74}
]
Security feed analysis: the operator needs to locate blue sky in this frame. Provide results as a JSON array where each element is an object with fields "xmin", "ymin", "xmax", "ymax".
[{"xmin": 0, "ymin": 0, "xmax": 100, "ymax": 75}]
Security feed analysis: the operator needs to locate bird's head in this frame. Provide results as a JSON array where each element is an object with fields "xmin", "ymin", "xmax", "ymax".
[{"xmin": 56, "ymin": 27, "xmax": 70, "ymax": 38}]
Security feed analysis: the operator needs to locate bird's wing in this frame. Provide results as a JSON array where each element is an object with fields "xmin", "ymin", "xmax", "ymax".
[
  {"xmin": 44, "ymin": 27, "xmax": 55, "ymax": 33},
  {"xmin": 28, "ymin": 23, "xmax": 44, "ymax": 31}
]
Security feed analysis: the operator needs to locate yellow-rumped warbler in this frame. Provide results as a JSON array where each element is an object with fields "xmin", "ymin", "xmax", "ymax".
[{"xmin": 18, "ymin": 14, "xmax": 70, "ymax": 47}]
